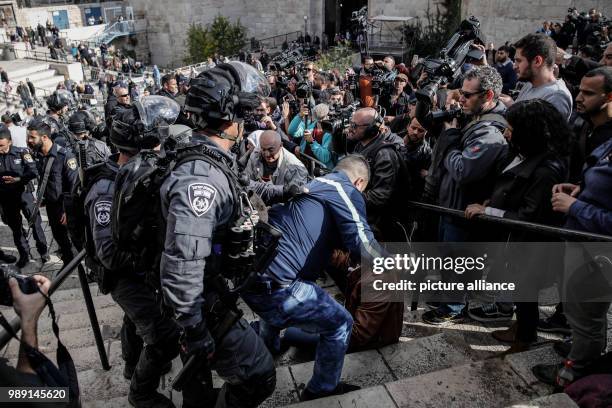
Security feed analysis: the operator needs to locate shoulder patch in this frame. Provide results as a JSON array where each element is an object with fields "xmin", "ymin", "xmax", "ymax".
[
  {"xmin": 94, "ymin": 200, "xmax": 112, "ymax": 226},
  {"xmin": 67, "ymin": 157, "xmax": 77, "ymax": 170},
  {"xmin": 188, "ymin": 183, "xmax": 217, "ymax": 217},
  {"xmin": 23, "ymin": 153, "xmax": 33, "ymax": 163}
]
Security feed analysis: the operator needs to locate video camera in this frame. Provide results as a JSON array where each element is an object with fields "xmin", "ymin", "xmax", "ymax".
[
  {"xmin": 415, "ymin": 16, "xmax": 484, "ymax": 128},
  {"xmin": 0, "ymin": 266, "xmax": 39, "ymax": 307},
  {"xmin": 320, "ymin": 101, "xmax": 360, "ymax": 134},
  {"xmin": 415, "ymin": 16, "xmax": 483, "ymax": 105},
  {"xmin": 270, "ymin": 49, "xmax": 303, "ymax": 71}
]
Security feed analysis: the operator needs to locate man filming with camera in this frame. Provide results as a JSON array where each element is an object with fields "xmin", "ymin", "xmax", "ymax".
[{"xmin": 422, "ymin": 65, "xmax": 508, "ymax": 325}]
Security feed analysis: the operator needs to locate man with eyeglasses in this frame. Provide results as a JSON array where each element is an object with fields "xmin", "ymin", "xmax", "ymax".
[
  {"xmin": 348, "ymin": 107, "xmax": 407, "ymax": 241},
  {"xmin": 105, "ymin": 82, "xmax": 132, "ymax": 134},
  {"xmin": 422, "ymin": 65, "xmax": 508, "ymax": 326}
]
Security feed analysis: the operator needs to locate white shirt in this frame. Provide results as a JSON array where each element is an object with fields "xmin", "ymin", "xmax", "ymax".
[{"xmin": 9, "ymin": 125, "xmax": 27, "ymax": 148}]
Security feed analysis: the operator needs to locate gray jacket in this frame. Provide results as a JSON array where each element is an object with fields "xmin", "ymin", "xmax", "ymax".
[
  {"xmin": 245, "ymin": 147, "xmax": 308, "ymax": 204},
  {"xmin": 438, "ymin": 101, "xmax": 508, "ymax": 210},
  {"xmin": 159, "ymin": 139, "xmax": 236, "ymax": 329}
]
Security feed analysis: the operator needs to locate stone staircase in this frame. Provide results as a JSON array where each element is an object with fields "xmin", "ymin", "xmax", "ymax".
[
  {"xmin": 0, "ymin": 274, "xmax": 582, "ymax": 408},
  {"xmin": 0, "ymin": 216, "xmax": 594, "ymax": 408},
  {"xmin": 0, "ymin": 58, "xmax": 66, "ymax": 117}
]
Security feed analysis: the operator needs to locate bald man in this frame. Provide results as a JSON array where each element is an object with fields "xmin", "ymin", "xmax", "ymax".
[
  {"xmin": 348, "ymin": 108, "xmax": 406, "ymax": 241},
  {"xmin": 246, "ymin": 130, "xmax": 309, "ymax": 205}
]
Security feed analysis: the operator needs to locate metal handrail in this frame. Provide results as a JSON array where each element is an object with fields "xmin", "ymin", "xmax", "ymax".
[
  {"xmin": 407, "ymin": 201, "xmax": 612, "ymax": 242},
  {"xmin": 257, "ymin": 31, "xmax": 302, "ymax": 50}
]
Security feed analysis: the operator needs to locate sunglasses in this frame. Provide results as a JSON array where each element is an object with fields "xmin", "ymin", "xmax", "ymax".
[
  {"xmin": 459, "ymin": 89, "xmax": 486, "ymax": 98},
  {"xmin": 118, "ymin": 93, "xmax": 129, "ymax": 97},
  {"xmin": 349, "ymin": 122, "xmax": 369, "ymax": 129}
]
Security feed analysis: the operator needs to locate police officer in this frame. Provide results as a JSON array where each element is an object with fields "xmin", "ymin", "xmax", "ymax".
[
  {"xmin": 68, "ymin": 110, "xmax": 111, "ymax": 166},
  {"xmin": 26, "ymin": 118, "xmax": 78, "ymax": 265},
  {"xmin": 45, "ymin": 90, "xmax": 74, "ymax": 148},
  {"xmin": 0, "ymin": 124, "xmax": 38, "ymax": 267},
  {"xmin": 86, "ymin": 103, "xmax": 179, "ymax": 407},
  {"xmin": 160, "ymin": 62, "xmax": 276, "ymax": 407}
]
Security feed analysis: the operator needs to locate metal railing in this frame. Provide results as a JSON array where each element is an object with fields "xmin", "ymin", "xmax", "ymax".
[
  {"xmin": 407, "ymin": 201, "xmax": 612, "ymax": 242},
  {"xmin": 256, "ymin": 31, "xmax": 302, "ymax": 51}
]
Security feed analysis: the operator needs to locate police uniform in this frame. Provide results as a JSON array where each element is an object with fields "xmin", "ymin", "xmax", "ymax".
[
  {"xmin": 84, "ymin": 157, "xmax": 179, "ymax": 404},
  {"xmin": 20, "ymin": 183, "xmax": 49, "ymax": 257},
  {"xmin": 159, "ymin": 137, "xmax": 275, "ymax": 408},
  {"xmin": 34, "ymin": 142, "xmax": 78, "ymax": 262},
  {"xmin": 0, "ymin": 146, "xmax": 38, "ymax": 261}
]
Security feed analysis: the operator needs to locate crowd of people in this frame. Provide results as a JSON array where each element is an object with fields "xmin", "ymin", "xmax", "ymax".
[{"xmin": 1, "ymin": 7, "xmax": 611, "ymax": 408}]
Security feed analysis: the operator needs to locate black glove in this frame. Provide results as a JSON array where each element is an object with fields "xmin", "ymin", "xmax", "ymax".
[
  {"xmin": 181, "ymin": 321, "xmax": 215, "ymax": 359},
  {"xmin": 282, "ymin": 183, "xmax": 306, "ymax": 200}
]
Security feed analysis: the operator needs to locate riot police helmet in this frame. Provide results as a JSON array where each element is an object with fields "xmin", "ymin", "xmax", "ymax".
[
  {"xmin": 110, "ymin": 95, "xmax": 180, "ymax": 152},
  {"xmin": 184, "ymin": 61, "xmax": 270, "ymax": 128},
  {"xmin": 68, "ymin": 110, "xmax": 90, "ymax": 135},
  {"xmin": 46, "ymin": 89, "xmax": 75, "ymax": 113}
]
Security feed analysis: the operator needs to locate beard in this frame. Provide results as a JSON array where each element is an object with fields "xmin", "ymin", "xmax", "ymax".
[
  {"xmin": 29, "ymin": 141, "xmax": 43, "ymax": 152},
  {"xmin": 517, "ymin": 65, "xmax": 534, "ymax": 82}
]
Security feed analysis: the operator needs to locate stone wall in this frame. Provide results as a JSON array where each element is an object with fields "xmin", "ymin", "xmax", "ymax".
[
  {"xmin": 127, "ymin": 0, "xmax": 612, "ymax": 69},
  {"xmin": 129, "ymin": 0, "xmax": 324, "ymax": 68},
  {"xmin": 461, "ymin": 0, "xmax": 612, "ymax": 47},
  {"xmin": 14, "ymin": 1, "xmax": 125, "ymax": 29}
]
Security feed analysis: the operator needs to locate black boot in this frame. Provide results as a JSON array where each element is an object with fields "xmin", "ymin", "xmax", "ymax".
[
  {"xmin": 0, "ymin": 250, "xmax": 17, "ymax": 264},
  {"xmin": 16, "ymin": 251, "xmax": 30, "ymax": 268},
  {"xmin": 300, "ymin": 382, "xmax": 361, "ymax": 401},
  {"xmin": 128, "ymin": 347, "xmax": 175, "ymax": 408}
]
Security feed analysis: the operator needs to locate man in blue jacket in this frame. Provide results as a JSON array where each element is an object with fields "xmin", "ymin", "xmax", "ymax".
[{"xmin": 242, "ymin": 155, "xmax": 383, "ymax": 401}]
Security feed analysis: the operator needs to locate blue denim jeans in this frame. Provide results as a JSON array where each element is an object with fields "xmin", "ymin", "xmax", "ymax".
[
  {"xmin": 242, "ymin": 279, "xmax": 353, "ymax": 394},
  {"xmin": 437, "ymin": 216, "xmax": 471, "ymax": 315}
]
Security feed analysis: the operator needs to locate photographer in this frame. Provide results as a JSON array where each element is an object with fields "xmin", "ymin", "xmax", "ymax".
[
  {"xmin": 379, "ymin": 73, "xmax": 413, "ymax": 124},
  {"xmin": 0, "ymin": 274, "xmax": 69, "ymax": 407},
  {"xmin": 501, "ymin": 34, "xmax": 572, "ymax": 120},
  {"xmin": 422, "ymin": 66, "xmax": 508, "ymax": 325},
  {"xmin": 288, "ymin": 103, "xmax": 334, "ymax": 168}
]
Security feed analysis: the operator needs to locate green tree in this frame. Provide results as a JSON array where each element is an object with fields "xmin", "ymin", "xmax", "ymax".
[{"xmin": 185, "ymin": 15, "xmax": 247, "ymax": 64}]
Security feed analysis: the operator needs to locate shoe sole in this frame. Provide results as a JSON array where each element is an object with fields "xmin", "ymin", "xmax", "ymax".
[
  {"xmin": 468, "ymin": 311, "xmax": 514, "ymax": 323},
  {"xmin": 422, "ymin": 316, "xmax": 466, "ymax": 326},
  {"xmin": 537, "ymin": 327, "xmax": 572, "ymax": 335}
]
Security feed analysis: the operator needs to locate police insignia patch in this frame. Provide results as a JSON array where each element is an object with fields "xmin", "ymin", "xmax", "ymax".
[
  {"xmin": 23, "ymin": 153, "xmax": 33, "ymax": 163},
  {"xmin": 94, "ymin": 201, "xmax": 112, "ymax": 226},
  {"xmin": 188, "ymin": 183, "xmax": 217, "ymax": 217},
  {"xmin": 67, "ymin": 158, "xmax": 77, "ymax": 170}
]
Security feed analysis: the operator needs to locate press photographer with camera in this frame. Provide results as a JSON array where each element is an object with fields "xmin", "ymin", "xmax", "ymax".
[
  {"xmin": 422, "ymin": 65, "xmax": 508, "ymax": 325},
  {"xmin": 288, "ymin": 103, "xmax": 335, "ymax": 169},
  {"xmin": 0, "ymin": 273, "xmax": 70, "ymax": 407},
  {"xmin": 379, "ymin": 73, "xmax": 413, "ymax": 125}
]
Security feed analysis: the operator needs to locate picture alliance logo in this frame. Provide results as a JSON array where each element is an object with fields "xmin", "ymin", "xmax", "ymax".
[{"xmin": 371, "ymin": 253, "xmax": 489, "ymax": 275}]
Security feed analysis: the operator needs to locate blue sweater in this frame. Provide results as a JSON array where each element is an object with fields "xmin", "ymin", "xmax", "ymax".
[
  {"xmin": 566, "ymin": 138, "xmax": 612, "ymax": 235},
  {"xmin": 495, "ymin": 59, "xmax": 518, "ymax": 94},
  {"xmin": 287, "ymin": 115, "xmax": 335, "ymax": 168}
]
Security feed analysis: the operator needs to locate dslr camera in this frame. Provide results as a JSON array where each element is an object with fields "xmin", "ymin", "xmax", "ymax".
[{"xmin": 0, "ymin": 266, "xmax": 39, "ymax": 307}]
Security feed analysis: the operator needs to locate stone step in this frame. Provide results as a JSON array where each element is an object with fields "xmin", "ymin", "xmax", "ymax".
[
  {"xmin": 34, "ymin": 75, "xmax": 66, "ymax": 90},
  {"xmin": 10, "ymin": 68, "xmax": 58, "ymax": 84},
  {"xmin": 292, "ymin": 358, "xmax": 539, "ymax": 408},
  {"xmin": 6, "ymin": 62, "xmax": 50, "ymax": 80},
  {"xmin": 506, "ymin": 393, "xmax": 578, "ymax": 408}
]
